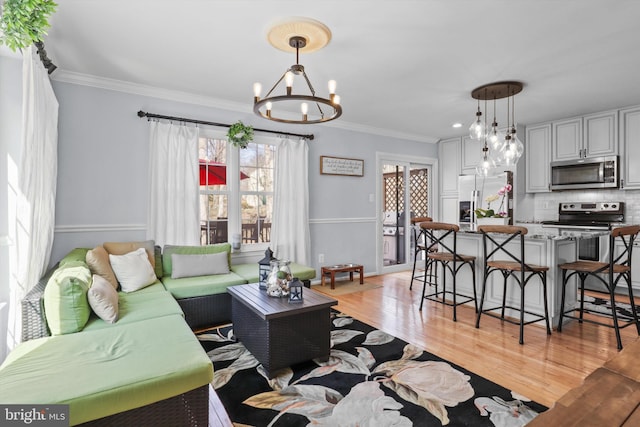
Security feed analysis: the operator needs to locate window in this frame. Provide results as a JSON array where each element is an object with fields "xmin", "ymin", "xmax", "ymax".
[{"xmin": 198, "ymin": 129, "xmax": 275, "ymax": 250}]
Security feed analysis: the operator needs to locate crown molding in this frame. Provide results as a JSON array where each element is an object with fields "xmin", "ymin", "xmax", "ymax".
[{"xmin": 51, "ymin": 69, "xmax": 437, "ymax": 144}]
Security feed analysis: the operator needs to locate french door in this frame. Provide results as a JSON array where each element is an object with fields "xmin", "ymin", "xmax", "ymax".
[{"xmin": 377, "ymin": 153, "xmax": 436, "ymax": 273}]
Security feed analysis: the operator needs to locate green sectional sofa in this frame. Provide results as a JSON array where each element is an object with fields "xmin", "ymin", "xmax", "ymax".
[{"xmin": 0, "ymin": 241, "xmax": 316, "ymax": 425}]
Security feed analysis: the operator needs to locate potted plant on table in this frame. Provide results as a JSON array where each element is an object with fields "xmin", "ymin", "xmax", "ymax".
[{"xmin": 475, "ymin": 184, "xmax": 512, "ymax": 225}]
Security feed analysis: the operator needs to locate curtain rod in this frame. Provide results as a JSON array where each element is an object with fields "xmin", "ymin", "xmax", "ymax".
[{"xmin": 136, "ymin": 110, "xmax": 314, "ymax": 140}]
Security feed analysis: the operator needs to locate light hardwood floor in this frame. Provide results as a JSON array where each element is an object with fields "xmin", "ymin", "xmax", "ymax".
[{"xmin": 209, "ymin": 271, "xmax": 639, "ymax": 426}]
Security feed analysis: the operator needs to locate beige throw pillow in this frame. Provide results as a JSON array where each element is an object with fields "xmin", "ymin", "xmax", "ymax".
[
  {"xmin": 109, "ymin": 248, "xmax": 157, "ymax": 293},
  {"xmin": 103, "ymin": 240, "xmax": 155, "ymax": 269},
  {"xmin": 88, "ymin": 274, "xmax": 119, "ymax": 323},
  {"xmin": 86, "ymin": 246, "xmax": 118, "ymax": 289}
]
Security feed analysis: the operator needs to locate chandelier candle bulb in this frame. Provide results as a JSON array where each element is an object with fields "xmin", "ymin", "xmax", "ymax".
[
  {"xmin": 266, "ymin": 101, "xmax": 272, "ymax": 118},
  {"xmin": 301, "ymin": 102, "xmax": 309, "ymax": 121},
  {"xmin": 333, "ymin": 95, "xmax": 340, "ymax": 105},
  {"xmin": 285, "ymin": 72, "xmax": 294, "ymax": 95},
  {"xmin": 253, "ymin": 82, "xmax": 262, "ymax": 100}
]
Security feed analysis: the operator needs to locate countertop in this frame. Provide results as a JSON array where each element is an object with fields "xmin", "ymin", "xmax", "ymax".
[{"xmin": 456, "ymin": 223, "xmax": 609, "ymax": 241}]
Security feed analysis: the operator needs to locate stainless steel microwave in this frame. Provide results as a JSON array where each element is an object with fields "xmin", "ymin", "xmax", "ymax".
[{"xmin": 550, "ymin": 155, "xmax": 618, "ymax": 190}]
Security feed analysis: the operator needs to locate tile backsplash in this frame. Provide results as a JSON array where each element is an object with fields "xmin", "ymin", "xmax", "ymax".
[{"xmin": 518, "ymin": 189, "xmax": 640, "ymax": 223}]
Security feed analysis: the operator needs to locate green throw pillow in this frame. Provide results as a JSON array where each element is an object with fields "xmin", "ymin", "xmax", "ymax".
[
  {"xmin": 43, "ymin": 261, "xmax": 92, "ymax": 335},
  {"xmin": 59, "ymin": 248, "xmax": 91, "ymax": 267},
  {"xmin": 162, "ymin": 243, "xmax": 231, "ymax": 276}
]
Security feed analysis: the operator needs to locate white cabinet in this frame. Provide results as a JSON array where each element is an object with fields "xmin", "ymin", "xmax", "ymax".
[
  {"xmin": 619, "ymin": 106, "xmax": 640, "ymax": 189},
  {"xmin": 440, "ymin": 195, "xmax": 459, "ymax": 224},
  {"xmin": 439, "ymin": 137, "xmax": 461, "ymax": 196},
  {"xmin": 551, "ymin": 112, "xmax": 618, "ymax": 161},
  {"xmin": 583, "ymin": 110, "xmax": 618, "ymax": 158},
  {"xmin": 461, "ymin": 136, "xmax": 482, "ymax": 174},
  {"xmin": 525, "ymin": 123, "xmax": 551, "ymax": 193},
  {"xmin": 552, "ymin": 117, "xmax": 582, "ymax": 161}
]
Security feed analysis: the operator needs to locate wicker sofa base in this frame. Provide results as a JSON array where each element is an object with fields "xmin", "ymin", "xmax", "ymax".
[
  {"xmin": 177, "ymin": 293, "xmax": 232, "ymax": 329},
  {"xmin": 78, "ymin": 384, "xmax": 209, "ymax": 427}
]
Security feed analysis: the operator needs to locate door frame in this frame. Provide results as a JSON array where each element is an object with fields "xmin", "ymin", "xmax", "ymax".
[{"xmin": 376, "ymin": 152, "xmax": 438, "ymax": 274}]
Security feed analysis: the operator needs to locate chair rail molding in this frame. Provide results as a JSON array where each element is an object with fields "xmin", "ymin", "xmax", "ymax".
[
  {"xmin": 54, "ymin": 224, "xmax": 147, "ymax": 233},
  {"xmin": 309, "ymin": 217, "xmax": 376, "ymax": 224}
]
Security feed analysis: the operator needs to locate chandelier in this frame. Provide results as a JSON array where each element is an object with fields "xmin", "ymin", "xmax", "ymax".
[
  {"xmin": 469, "ymin": 81, "xmax": 524, "ymax": 175},
  {"xmin": 253, "ymin": 18, "xmax": 342, "ymax": 124}
]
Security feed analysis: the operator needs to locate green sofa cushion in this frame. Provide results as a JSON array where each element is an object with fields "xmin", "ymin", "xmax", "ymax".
[
  {"xmin": 162, "ymin": 272, "xmax": 246, "ymax": 299},
  {"xmin": 162, "ymin": 243, "xmax": 231, "ymax": 276},
  {"xmin": 83, "ymin": 283, "xmax": 184, "ymax": 332},
  {"xmin": 0, "ymin": 315, "xmax": 213, "ymax": 426},
  {"xmin": 43, "ymin": 261, "xmax": 92, "ymax": 335},
  {"xmin": 231, "ymin": 262, "xmax": 316, "ymax": 282},
  {"xmin": 59, "ymin": 248, "xmax": 91, "ymax": 267}
]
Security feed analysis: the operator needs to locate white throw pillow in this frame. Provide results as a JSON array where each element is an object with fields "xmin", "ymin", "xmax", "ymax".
[
  {"xmin": 88, "ymin": 274, "xmax": 119, "ymax": 323},
  {"xmin": 171, "ymin": 252, "xmax": 230, "ymax": 279},
  {"xmin": 109, "ymin": 247, "xmax": 157, "ymax": 292}
]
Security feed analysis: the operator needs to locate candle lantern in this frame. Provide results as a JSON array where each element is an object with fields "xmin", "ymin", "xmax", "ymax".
[
  {"xmin": 289, "ymin": 277, "xmax": 303, "ymax": 303},
  {"xmin": 258, "ymin": 247, "xmax": 276, "ymax": 290}
]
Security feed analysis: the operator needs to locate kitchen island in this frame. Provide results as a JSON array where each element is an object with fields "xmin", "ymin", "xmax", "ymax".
[{"xmin": 430, "ymin": 224, "xmax": 578, "ymax": 327}]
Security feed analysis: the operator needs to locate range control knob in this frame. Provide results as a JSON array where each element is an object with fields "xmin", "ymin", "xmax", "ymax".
[
  {"xmin": 570, "ymin": 204, "xmax": 575, "ymax": 209},
  {"xmin": 611, "ymin": 204, "xmax": 617, "ymax": 209},
  {"xmin": 604, "ymin": 203, "xmax": 609, "ymax": 208}
]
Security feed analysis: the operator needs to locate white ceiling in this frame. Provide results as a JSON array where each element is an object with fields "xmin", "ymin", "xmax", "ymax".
[{"xmin": 41, "ymin": 0, "xmax": 640, "ymax": 143}]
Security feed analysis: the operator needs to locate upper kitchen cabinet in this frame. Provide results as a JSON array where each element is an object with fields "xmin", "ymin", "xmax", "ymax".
[
  {"xmin": 551, "ymin": 112, "xmax": 618, "ymax": 161},
  {"xmin": 525, "ymin": 123, "xmax": 551, "ymax": 192},
  {"xmin": 461, "ymin": 136, "xmax": 482, "ymax": 174},
  {"xmin": 583, "ymin": 110, "xmax": 618, "ymax": 158},
  {"xmin": 619, "ymin": 106, "xmax": 640, "ymax": 190},
  {"xmin": 439, "ymin": 137, "xmax": 461, "ymax": 196},
  {"xmin": 552, "ymin": 117, "xmax": 582, "ymax": 161}
]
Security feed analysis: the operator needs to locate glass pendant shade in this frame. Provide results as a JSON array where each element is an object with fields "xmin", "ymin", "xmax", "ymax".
[
  {"xmin": 476, "ymin": 153, "xmax": 496, "ymax": 177},
  {"xmin": 488, "ymin": 127, "xmax": 506, "ymax": 152},
  {"xmin": 469, "ymin": 114, "xmax": 485, "ymax": 140}
]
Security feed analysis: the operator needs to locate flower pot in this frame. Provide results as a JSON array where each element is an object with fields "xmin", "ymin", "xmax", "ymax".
[{"xmin": 476, "ymin": 217, "xmax": 510, "ymax": 226}]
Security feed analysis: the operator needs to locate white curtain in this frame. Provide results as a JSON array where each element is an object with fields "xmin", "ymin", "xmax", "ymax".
[
  {"xmin": 146, "ymin": 121, "xmax": 199, "ymax": 247},
  {"xmin": 9, "ymin": 45, "xmax": 59, "ymax": 347},
  {"xmin": 271, "ymin": 138, "xmax": 310, "ymax": 265}
]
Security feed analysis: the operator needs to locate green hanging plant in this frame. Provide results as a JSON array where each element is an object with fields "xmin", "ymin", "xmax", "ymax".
[
  {"xmin": 0, "ymin": 0, "xmax": 58, "ymax": 51},
  {"xmin": 227, "ymin": 121, "xmax": 254, "ymax": 149}
]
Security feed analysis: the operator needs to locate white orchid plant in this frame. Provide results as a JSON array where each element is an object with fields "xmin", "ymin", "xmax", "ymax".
[{"xmin": 475, "ymin": 184, "xmax": 512, "ymax": 218}]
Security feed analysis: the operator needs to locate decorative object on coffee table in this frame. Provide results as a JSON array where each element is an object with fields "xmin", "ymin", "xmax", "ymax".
[
  {"xmin": 266, "ymin": 259, "xmax": 292, "ymax": 297},
  {"xmin": 226, "ymin": 284, "xmax": 338, "ymax": 378},
  {"xmin": 258, "ymin": 247, "xmax": 276, "ymax": 290},
  {"xmin": 289, "ymin": 277, "xmax": 303, "ymax": 303},
  {"xmin": 321, "ymin": 263, "xmax": 364, "ymax": 290}
]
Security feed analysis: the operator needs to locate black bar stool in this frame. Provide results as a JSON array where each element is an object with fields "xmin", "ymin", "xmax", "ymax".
[
  {"xmin": 558, "ymin": 225, "xmax": 640, "ymax": 350},
  {"xmin": 419, "ymin": 222, "xmax": 477, "ymax": 321},
  {"xmin": 409, "ymin": 217, "xmax": 436, "ymax": 291},
  {"xmin": 475, "ymin": 225, "xmax": 551, "ymax": 345}
]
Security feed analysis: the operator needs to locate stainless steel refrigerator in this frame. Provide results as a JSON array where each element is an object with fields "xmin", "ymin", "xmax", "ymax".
[{"xmin": 457, "ymin": 171, "xmax": 513, "ymax": 226}]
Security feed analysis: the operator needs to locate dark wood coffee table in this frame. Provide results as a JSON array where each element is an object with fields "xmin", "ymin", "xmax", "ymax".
[{"xmin": 227, "ymin": 284, "xmax": 338, "ymax": 378}]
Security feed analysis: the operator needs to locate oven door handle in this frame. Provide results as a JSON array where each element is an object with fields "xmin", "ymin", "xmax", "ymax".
[{"xmin": 541, "ymin": 224, "xmax": 609, "ymax": 230}]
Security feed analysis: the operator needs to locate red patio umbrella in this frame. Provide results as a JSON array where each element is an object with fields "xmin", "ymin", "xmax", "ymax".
[{"xmin": 199, "ymin": 160, "xmax": 249, "ymax": 185}]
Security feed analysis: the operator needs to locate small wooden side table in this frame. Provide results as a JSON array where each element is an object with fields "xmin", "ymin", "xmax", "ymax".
[{"xmin": 321, "ymin": 264, "xmax": 364, "ymax": 290}]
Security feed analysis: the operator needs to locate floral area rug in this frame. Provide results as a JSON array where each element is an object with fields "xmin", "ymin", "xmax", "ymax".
[{"xmin": 197, "ymin": 311, "xmax": 546, "ymax": 426}]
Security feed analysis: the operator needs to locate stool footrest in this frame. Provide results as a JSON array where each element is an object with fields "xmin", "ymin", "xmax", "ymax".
[
  {"xmin": 423, "ymin": 290, "xmax": 475, "ymax": 308},
  {"xmin": 480, "ymin": 305, "xmax": 547, "ymax": 327},
  {"xmin": 560, "ymin": 309, "xmax": 639, "ymax": 330}
]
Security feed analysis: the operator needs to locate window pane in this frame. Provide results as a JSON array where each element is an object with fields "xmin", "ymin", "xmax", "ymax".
[
  {"xmin": 199, "ymin": 194, "xmax": 228, "ymax": 244},
  {"xmin": 239, "ymin": 142, "xmax": 274, "ymax": 245},
  {"xmin": 199, "ymin": 138, "xmax": 227, "ymax": 190}
]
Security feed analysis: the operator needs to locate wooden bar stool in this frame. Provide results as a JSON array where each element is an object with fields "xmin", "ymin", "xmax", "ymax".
[
  {"xmin": 419, "ymin": 222, "xmax": 477, "ymax": 321},
  {"xmin": 557, "ymin": 225, "xmax": 640, "ymax": 350},
  {"xmin": 475, "ymin": 225, "xmax": 551, "ymax": 345},
  {"xmin": 409, "ymin": 217, "xmax": 437, "ymax": 291}
]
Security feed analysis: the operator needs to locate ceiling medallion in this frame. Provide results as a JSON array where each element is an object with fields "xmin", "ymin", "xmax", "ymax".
[{"xmin": 253, "ymin": 18, "xmax": 342, "ymax": 124}]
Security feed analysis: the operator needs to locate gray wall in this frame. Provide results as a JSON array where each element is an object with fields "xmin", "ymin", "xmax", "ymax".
[{"xmin": 50, "ymin": 80, "xmax": 437, "ymax": 277}]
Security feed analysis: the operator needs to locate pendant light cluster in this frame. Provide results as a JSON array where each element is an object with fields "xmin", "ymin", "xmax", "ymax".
[
  {"xmin": 469, "ymin": 81, "xmax": 524, "ymax": 176},
  {"xmin": 253, "ymin": 18, "xmax": 342, "ymax": 124}
]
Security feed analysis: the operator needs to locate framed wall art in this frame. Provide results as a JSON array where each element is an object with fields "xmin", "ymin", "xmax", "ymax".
[{"xmin": 320, "ymin": 156, "xmax": 364, "ymax": 177}]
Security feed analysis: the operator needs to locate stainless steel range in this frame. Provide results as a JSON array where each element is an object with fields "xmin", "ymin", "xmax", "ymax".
[
  {"xmin": 541, "ymin": 202, "xmax": 624, "ymax": 230},
  {"xmin": 542, "ymin": 202, "xmax": 625, "ymax": 291}
]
